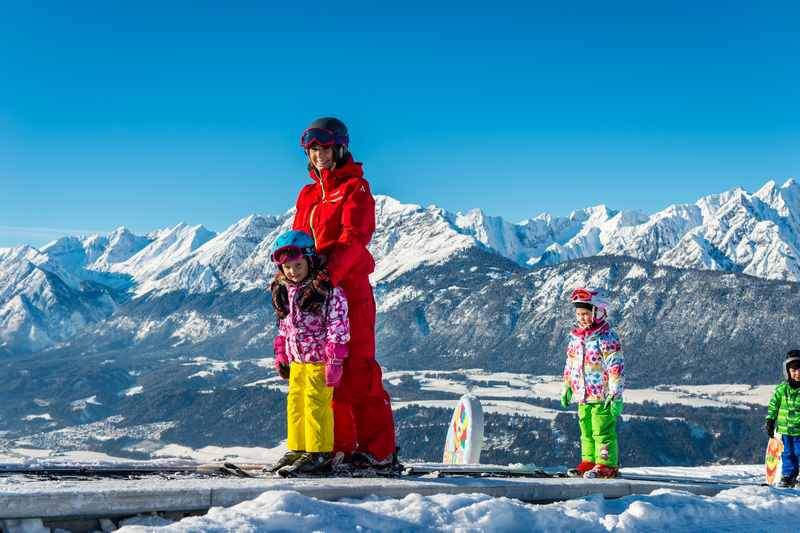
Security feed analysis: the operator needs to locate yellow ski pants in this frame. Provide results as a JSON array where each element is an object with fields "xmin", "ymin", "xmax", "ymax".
[{"xmin": 287, "ymin": 362, "xmax": 334, "ymax": 453}]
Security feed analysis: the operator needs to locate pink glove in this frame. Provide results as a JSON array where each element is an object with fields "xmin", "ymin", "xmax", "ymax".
[
  {"xmin": 324, "ymin": 343, "xmax": 347, "ymax": 387},
  {"xmin": 325, "ymin": 360, "xmax": 344, "ymax": 388},
  {"xmin": 273, "ymin": 336, "xmax": 290, "ymax": 380},
  {"xmin": 325, "ymin": 342, "xmax": 348, "ymax": 362}
]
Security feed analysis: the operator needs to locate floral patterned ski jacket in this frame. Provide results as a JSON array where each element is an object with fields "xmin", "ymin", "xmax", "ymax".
[
  {"xmin": 563, "ymin": 321, "xmax": 624, "ymax": 403},
  {"xmin": 276, "ymin": 282, "xmax": 350, "ymax": 364}
]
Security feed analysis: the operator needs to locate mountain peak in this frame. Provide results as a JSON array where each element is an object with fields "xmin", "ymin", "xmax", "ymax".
[{"xmin": 754, "ymin": 179, "xmax": 778, "ymax": 200}]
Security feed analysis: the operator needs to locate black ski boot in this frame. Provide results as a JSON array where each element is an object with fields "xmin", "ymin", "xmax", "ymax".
[
  {"xmin": 350, "ymin": 450, "xmax": 402, "ymax": 476},
  {"xmin": 778, "ymin": 476, "xmax": 797, "ymax": 488},
  {"xmin": 267, "ymin": 450, "xmax": 305, "ymax": 473},
  {"xmin": 351, "ymin": 451, "xmax": 392, "ymax": 469},
  {"xmin": 278, "ymin": 452, "xmax": 332, "ymax": 478}
]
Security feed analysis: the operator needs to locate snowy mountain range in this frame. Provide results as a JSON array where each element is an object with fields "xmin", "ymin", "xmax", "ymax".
[
  {"xmin": 1, "ymin": 178, "xmax": 799, "ymax": 354},
  {"xmin": 452, "ymin": 178, "xmax": 800, "ymax": 279}
]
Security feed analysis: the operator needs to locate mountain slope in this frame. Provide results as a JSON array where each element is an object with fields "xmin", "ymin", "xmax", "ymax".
[{"xmin": 2, "ymin": 179, "xmax": 800, "ymax": 355}]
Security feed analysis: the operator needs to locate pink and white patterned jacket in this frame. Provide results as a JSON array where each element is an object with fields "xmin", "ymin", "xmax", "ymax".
[
  {"xmin": 275, "ymin": 283, "xmax": 350, "ymax": 364},
  {"xmin": 563, "ymin": 321, "xmax": 624, "ymax": 403}
]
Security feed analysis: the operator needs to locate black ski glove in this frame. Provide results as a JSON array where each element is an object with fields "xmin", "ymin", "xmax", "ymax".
[
  {"xmin": 297, "ymin": 269, "xmax": 333, "ymax": 315},
  {"xmin": 278, "ymin": 363, "xmax": 291, "ymax": 380},
  {"xmin": 765, "ymin": 418, "xmax": 776, "ymax": 439},
  {"xmin": 270, "ymin": 271, "xmax": 289, "ymax": 320}
]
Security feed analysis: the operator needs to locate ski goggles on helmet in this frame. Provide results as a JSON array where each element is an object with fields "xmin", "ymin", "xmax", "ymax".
[
  {"xmin": 300, "ymin": 127, "xmax": 349, "ymax": 149},
  {"xmin": 271, "ymin": 245, "xmax": 314, "ymax": 265},
  {"xmin": 570, "ymin": 288, "xmax": 596, "ymax": 303}
]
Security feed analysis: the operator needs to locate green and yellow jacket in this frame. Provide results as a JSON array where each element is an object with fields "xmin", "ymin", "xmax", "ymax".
[{"xmin": 766, "ymin": 382, "xmax": 800, "ymax": 436}]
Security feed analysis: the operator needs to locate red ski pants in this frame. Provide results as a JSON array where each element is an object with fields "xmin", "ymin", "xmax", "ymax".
[{"xmin": 333, "ymin": 278, "xmax": 396, "ymax": 461}]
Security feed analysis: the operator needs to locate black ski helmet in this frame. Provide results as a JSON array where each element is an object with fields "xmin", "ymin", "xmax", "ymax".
[
  {"xmin": 306, "ymin": 117, "xmax": 349, "ymax": 163},
  {"xmin": 785, "ymin": 350, "xmax": 800, "ymax": 380}
]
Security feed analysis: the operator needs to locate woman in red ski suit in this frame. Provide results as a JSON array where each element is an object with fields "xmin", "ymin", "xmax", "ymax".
[{"xmin": 284, "ymin": 117, "xmax": 396, "ymax": 465}]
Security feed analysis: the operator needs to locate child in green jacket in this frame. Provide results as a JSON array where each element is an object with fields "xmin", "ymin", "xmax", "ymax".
[{"xmin": 765, "ymin": 350, "xmax": 800, "ymax": 488}]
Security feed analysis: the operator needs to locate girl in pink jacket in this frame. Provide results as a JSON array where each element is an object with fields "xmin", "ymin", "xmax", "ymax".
[{"xmin": 269, "ymin": 230, "xmax": 350, "ymax": 477}]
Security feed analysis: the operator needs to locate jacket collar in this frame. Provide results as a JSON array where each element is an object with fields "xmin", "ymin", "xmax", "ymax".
[
  {"xmin": 308, "ymin": 155, "xmax": 364, "ymax": 190},
  {"xmin": 571, "ymin": 320, "xmax": 609, "ymax": 338}
]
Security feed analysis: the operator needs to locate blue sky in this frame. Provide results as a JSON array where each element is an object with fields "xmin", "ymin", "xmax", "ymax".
[{"xmin": 1, "ymin": 1, "xmax": 798, "ymax": 247}]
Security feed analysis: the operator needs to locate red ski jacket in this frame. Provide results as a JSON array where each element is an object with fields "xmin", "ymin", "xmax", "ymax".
[{"xmin": 292, "ymin": 156, "xmax": 376, "ymax": 291}]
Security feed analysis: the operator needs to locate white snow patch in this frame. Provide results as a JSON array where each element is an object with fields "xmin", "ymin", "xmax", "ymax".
[
  {"xmin": 21, "ymin": 414, "xmax": 52, "ymax": 421},
  {"xmin": 70, "ymin": 395, "xmax": 101, "ymax": 411},
  {"xmin": 624, "ymin": 264, "xmax": 648, "ymax": 280},
  {"xmin": 384, "ymin": 370, "xmax": 774, "ymax": 410},
  {"xmin": 152, "ymin": 443, "xmax": 287, "ymax": 464}
]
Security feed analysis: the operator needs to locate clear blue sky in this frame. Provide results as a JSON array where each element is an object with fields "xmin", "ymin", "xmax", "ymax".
[{"xmin": 1, "ymin": 1, "xmax": 798, "ymax": 247}]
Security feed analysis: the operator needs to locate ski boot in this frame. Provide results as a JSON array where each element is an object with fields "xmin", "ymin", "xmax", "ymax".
[
  {"xmin": 567, "ymin": 461, "xmax": 595, "ymax": 478},
  {"xmin": 278, "ymin": 452, "xmax": 332, "ymax": 478},
  {"xmin": 351, "ymin": 451, "xmax": 392, "ymax": 469},
  {"xmin": 778, "ymin": 476, "xmax": 797, "ymax": 488},
  {"xmin": 584, "ymin": 464, "xmax": 619, "ymax": 479},
  {"xmin": 267, "ymin": 450, "xmax": 305, "ymax": 473},
  {"xmin": 349, "ymin": 450, "xmax": 401, "ymax": 476}
]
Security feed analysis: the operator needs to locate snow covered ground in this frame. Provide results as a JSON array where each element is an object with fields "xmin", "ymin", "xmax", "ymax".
[
  {"xmin": 385, "ymin": 370, "xmax": 774, "ymax": 411},
  {"xmin": 101, "ymin": 464, "xmax": 792, "ymax": 533},
  {"xmin": 0, "ymin": 448, "xmax": 797, "ymax": 532},
  {"xmin": 111, "ymin": 483, "xmax": 800, "ymax": 533}
]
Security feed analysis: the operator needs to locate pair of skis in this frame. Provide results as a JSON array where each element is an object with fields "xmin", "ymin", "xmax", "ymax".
[{"xmin": 0, "ymin": 462, "xmax": 764, "ymax": 487}]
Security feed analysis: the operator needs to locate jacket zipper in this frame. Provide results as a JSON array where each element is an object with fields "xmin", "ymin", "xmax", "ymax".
[{"xmin": 309, "ymin": 170, "xmax": 326, "ymax": 240}]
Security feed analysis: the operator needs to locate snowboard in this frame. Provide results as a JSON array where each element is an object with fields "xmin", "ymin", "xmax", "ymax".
[
  {"xmin": 765, "ymin": 432, "xmax": 784, "ymax": 486},
  {"xmin": 443, "ymin": 393, "xmax": 484, "ymax": 465}
]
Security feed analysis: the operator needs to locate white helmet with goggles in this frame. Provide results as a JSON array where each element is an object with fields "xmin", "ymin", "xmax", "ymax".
[{"xmin": 570, "ymin": 287, "xmax": 610, "ymax": 322}]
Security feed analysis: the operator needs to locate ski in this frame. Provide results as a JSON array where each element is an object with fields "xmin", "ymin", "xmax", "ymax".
[
  {"xmin": 276, "ymin": 466, "xmax": 403, "ymax": 479},
  {"xmin": 0, "ymin": 463, "xmax": 265, "ymax": 480},
  {"xmin": 402, "ymin": 463, "xmax": 563, "ymax": 479},
  {"xmin": 618, "ymin": 472, "xmax": 764, "ymax": 487}
]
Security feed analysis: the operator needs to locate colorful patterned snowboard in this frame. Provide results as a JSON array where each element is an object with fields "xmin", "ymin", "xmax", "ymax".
[
  {"xmin": 443, "ymin": 394, "xmax": 484, "ymax": 464},
  {"xmin": 765, "ymin": 432, "xmax": 784, "ymax": 486}
]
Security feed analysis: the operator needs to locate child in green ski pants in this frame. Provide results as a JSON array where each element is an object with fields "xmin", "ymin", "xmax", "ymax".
[{"xmin": 560, "ymin": 287, "xmax": 625, "ymax": 479}]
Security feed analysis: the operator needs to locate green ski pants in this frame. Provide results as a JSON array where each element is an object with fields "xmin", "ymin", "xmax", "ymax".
[{"xmin": 578, "ymin": 402, "xmax": 619, "ymax": 467}]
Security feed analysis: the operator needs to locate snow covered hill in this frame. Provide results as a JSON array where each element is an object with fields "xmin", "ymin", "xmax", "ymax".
[
  {"xmin": 0, "ymin": 246, "xmax": 119, "ymax": 352},
  {"xmin": 1, "ymin": 179, "xmax": 799, "ymax": 354}
]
